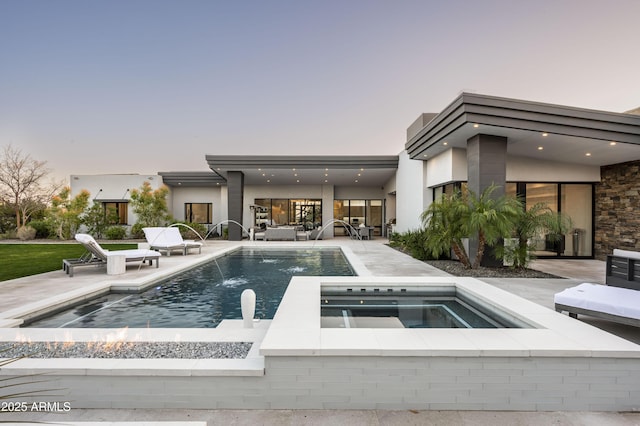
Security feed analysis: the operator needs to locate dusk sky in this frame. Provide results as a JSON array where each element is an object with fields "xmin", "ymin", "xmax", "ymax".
[{"xmin": 2, "ymin": 0, "xmax": 639, "ymax": 181}]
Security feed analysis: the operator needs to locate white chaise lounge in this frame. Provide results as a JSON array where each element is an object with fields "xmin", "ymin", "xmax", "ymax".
[
  {"xmin": 554, "ymin": 283, "xmax": 640, "ymax": 327},
  {"xmin": 143, "ymin": 227, "xmax": 203, "ymax": 256},
  {"xmin": 65, "ymin": 233, "xmax": 160, "ymax": 277}
]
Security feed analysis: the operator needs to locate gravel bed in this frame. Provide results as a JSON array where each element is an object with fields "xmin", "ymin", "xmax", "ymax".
[
  {"xmin": 1, "ymin": 341, "xmax": 252, "ymax": 359},
  {"xmin": 424, "ymin": 259, "xmax": 561, "ymax": 279}
]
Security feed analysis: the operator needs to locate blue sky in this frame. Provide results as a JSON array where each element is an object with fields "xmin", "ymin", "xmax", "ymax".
[{"xmin": 2, "ymin": 0, "xmax": 639, "ymax": 180}]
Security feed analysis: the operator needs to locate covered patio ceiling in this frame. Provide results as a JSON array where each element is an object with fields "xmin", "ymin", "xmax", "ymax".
[
  {"xmin": 406, "ymin": 93, "xmax": 640, "ymax": 166},
  {"xmin": 205, "ymin": 155, "xmax": 399, "ymax": 186}
]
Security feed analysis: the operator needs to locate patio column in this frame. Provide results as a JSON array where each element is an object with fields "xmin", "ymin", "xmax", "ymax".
[
  {"xmin": 466, "ymin": 134, "xmax": 507, "ymax": 267},
  {"xmin": 227, "ymin": 171, "xmax": 244, "ymax": 241}
]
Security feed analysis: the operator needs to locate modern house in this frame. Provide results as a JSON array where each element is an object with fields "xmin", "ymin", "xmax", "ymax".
[{"xmin": 70, "ymin": 93, "xmax": 640, "ymax": 260}]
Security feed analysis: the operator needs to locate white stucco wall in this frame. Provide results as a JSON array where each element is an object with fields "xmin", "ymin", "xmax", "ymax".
[
  {"xmin": 425, "ymin": 148, "xmax": 468, "ymax": 188},
  {"xmin": 506, "ymin": 155, "xmax": 600, "ymax": 182},
  {"xmin": 394, "ymin": 151, "xmax": 428, "ymax": 233},
  {"xmin": 70, "ymin": 174, "xmax": 163, "ymax": 226},
  {"xmin": 168, "ymin": 186, "xmax": 223, "ymax": 225}
]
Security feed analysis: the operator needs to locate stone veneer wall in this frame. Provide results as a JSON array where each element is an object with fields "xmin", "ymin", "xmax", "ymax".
[{"xmin": 595, "ymin": 160, "xmax": 640, "ymax": 259}]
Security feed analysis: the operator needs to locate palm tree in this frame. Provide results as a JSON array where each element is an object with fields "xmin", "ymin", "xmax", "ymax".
[
  {"xmin": 503, "ymin": 201, "xmax": 573, "ymax": 269},
  {"xmin": 421, "ymin": 185, "xmax": 520, "ymax": 269},
  {"xmin": 421, "ymin": 192, "xmax": 471, "ymax": 266}
]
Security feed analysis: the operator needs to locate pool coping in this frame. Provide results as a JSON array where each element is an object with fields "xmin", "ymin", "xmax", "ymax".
[{"xmin": 259, "ymin": 276, "xmax": 640, "ymax": 358}]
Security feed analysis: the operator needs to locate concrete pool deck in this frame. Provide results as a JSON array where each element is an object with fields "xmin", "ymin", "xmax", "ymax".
[{"xmin": 1, "ymin": 238, "xmax": 639, "ymax": 423}]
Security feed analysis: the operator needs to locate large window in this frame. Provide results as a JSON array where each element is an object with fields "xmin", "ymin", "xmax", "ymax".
[
  {"xmin": 437, "ymin": 181, "xmax": 594, "ymax": 258},
  {"xmin": 254, "ymin": 199, "xmax": 322, "ymax": 230},
  {"xmin": 333, "ymin": 199, "xmax": 384, "ymax": 236},
  {"xmin": 103, "ymin": 202, "xmax": 128, "ymax": 225},
  {"xmin": 185, "ymin": 203, "xmax": 212, "ymax": 224}
]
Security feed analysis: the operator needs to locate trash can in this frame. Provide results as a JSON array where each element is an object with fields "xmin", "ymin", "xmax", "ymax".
[{"xmin": 572, "ymin": 229, "xmax": 583, "ymax": 256}]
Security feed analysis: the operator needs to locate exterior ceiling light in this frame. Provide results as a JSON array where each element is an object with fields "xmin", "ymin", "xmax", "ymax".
[
  {"xmin": 355, "ymin": 180, "xmax": 359, "ymax": 183},
  {"xmin": 324, "ymin": 179, "xmax": 328, "ymax": 183},
  {"xmin": 585, "ymin": 152, "xmax": 592, "ymax": 157},
  {"xmin": 267, "ymin": 179, "xmax": 271, "ymax": 183},
  {"xmin": 357, "ymin": 173, "xmax": 361, "ymax": 177},
  {"xmin": 294, "ymin": 173, "xmax": 298, "ymax": 177},
  {"xmin": 443, "ymin": 142, "xmax": 448, "ymax": 146},
  {"xmin": 473, "ymin": 123, "xmax": 479, "ymax": 128},
  {"xmin": 542, "ymin": 133, "xmax": 548, "ymax": 137},
  {"xmin": 538, "ymin": 146, "xmax": 544, "ymax": 150},
  {"xmin": 610, "ymin": 141, "xmax": 617, "ymax": 146},
  {"xmin": 296, "ymin": 179, "xmax": 300, "ymax": 183}
]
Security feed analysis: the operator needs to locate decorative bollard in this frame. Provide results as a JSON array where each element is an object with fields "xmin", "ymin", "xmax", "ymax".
[{"xmin": 241, "ymin": 289, "xmax": 256, "ymax": 328}]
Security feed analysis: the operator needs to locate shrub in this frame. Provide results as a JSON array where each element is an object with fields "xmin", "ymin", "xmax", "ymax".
[
  {"xmin": 389, "ymin": 228, "xmax": 439, "ymax": 261},
  {"xmin": 28, "ymin": 219, "xmax": 53, "ymax": 239},
  {"xmin": 170, "ymin": 221, "xmax": 207, "ymax": 240},
  {"xmin": 130, "ymin": 223, "xmax": 145, "ymax": 239},
  {"xmin": 16, "ymin": 225, "xmax": 36, "ymax": 241},
  {"xmin": 104, "ymin": 226, "xmax": 126, "ymax": 240}
]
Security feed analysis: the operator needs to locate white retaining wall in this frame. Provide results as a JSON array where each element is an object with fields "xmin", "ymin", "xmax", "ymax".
[{"xmin": 14, "ymin": 355, "xmax": 639, "ymax": 411}]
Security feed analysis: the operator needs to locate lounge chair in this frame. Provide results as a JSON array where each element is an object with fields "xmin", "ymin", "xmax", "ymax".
[
  {"xmin": 65, "ymin": 234, "xmax": 160, "ymax": 277},
  {"xmin": 143, "ymin": 227, "xmax": 203, "ymax": 256},
  {"xmin": 554, "ymin": 282, "xmax": 640, "ymax": 327}
]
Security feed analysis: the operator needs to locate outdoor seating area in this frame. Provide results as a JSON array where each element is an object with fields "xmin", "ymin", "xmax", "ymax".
[
  {"xmin": 143, "ymin": 226, "xmax": 203, "ymax": 256},
  {"xmin": 254, "ymin": 226, "xmax": 324, "ymax": 241},
  {"xmin": 63, "ymin": 233, "xmax": 160, "ymax": 277}
]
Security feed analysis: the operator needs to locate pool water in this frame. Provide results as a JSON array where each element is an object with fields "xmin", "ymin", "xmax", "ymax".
[
  {"xmin": 27, "ymin": 248, "xmax": 354, "ymax": 328},
  {"xmin": 321, "ymin": 293, "xmax": 529, "ymax": 329}
]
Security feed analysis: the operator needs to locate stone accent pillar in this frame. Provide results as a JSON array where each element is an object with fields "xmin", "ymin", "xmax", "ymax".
[
  {"xmin": 466, "ymin": 134, "xmax": 508, "ymax": 267},
  {"xmin": 227, "ymin": 171, "xmax": 244, "ymax": 241},
  {"xmin": 595, "ymin": 160, "xmax": 640, "ymax": 259}
]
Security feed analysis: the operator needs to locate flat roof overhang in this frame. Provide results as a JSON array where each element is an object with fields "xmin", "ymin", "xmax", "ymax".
[
  {"xmin": 158, "ymin": 171, "xmax": 226, "ymax": 187},
  {"xmin": 205, "ymin": 155, "xmax": 399, "ymax": 186},
  {"xmin": 406, "ymin": 93, "xmax": 640, "ymax": 166}
]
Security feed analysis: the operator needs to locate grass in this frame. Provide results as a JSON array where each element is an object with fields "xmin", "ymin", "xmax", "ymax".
[{"xmin": 0, "ymin": 243, "xmax": 137, "ymax": 282}]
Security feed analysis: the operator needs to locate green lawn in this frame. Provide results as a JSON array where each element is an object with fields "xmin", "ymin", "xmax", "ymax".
[{"xmin": 0, "ymin": 243, "xmax": 137, "ymax": 282}]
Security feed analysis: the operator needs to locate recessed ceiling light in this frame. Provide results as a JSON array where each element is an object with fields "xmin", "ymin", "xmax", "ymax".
[
  {"xmin": 357, "ymin": 173, "xmax": 361, "ymax": 177},
  {"xmin": 294, "ymin": 173, "xmax": 298, "ymax": 177},
  {"xmin": 542, "ymin": 133, "xmax": 548, "ymax": 137},
  {"xmin": 267, "ymin": 179, "xmax": 271, "ymax": 183},
  {"xmin": 324, "ymin": 179, "xmax": 328, "ymax": 183},
  {"xmin": 538, "ymin": 146, "xmax": 544, "ymax": 150},
  {"xmin": 585, "ymin": 152, "xmax": 592, "ymax": 157},
  {"xmin": 262, "ymin": 173, "xmax": 266, "ymax": 176},
  {"xmin": 355, "ymin": 180, "xmax": 359, "ymax": 183},
  {"xmin": 443, "ymin": 142, "xmax": 448, "ymax": 146},
  {"xmin": 292, "ymin": 168, "xmax": 296, "ymax": 171},
  {"xmin": 258, "ymin": 168, "xmax": 261, "ymax": 171},
  {"xmin": 296, "ymin": 179, "xmax": 300, "ymax": 183},
  {"xmin": 473, "ymin": 123, "xmax": 479, "ymax": 128},
  {"xmin": 325, "ymin": 168, "xmax": 329, "ymax": 171},
  {"xmin": 423, "ymin": 154, "xmax": 427, "ymax": 157},
  {"xmin": 610, "ymin": 141, "xmax": 617, "ymax": 146}
]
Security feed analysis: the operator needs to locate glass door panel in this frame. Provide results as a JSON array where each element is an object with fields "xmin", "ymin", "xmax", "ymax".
[{"xmin": 561, "ymin": 184, "xmax": 592, "ymax": 257}]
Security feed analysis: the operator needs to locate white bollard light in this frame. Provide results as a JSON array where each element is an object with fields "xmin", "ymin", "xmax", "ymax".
[{"xmin": 241, "ymin": 289, "xmax": 256, "ymax": 328}]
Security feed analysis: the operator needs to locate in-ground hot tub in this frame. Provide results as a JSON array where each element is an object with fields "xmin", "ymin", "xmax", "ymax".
[{"xmin": 321, "ymin": 285, "xmax": 533, "ymax": 329}]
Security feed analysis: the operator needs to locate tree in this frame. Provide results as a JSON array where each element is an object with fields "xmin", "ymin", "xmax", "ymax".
[
  {"xmin": 421, "ymin": 185, "xmax": 520, "ymax": 269},
  {"xmin": 0, "ymin": 145, "xmax": 59, "ymax": 229},
  {"xmin": 129, "ymin": 181, "xmax": 170, "ymax": 227},
  {"xmin": 49, "ymin": 186, "xmax": 90, "ymax": 239},
  {"xmin": 83, "ymin": 202, "xmax": 119, "ymax": 238},
  {"xmin": 500, "ymin": 202, "xmax": 573, "ymax": 269}
]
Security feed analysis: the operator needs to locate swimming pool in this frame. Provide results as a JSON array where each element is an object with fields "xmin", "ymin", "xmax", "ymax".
[{"xmin": 26, "ymin": 247, "xmax": 355, "ymax": 328}]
